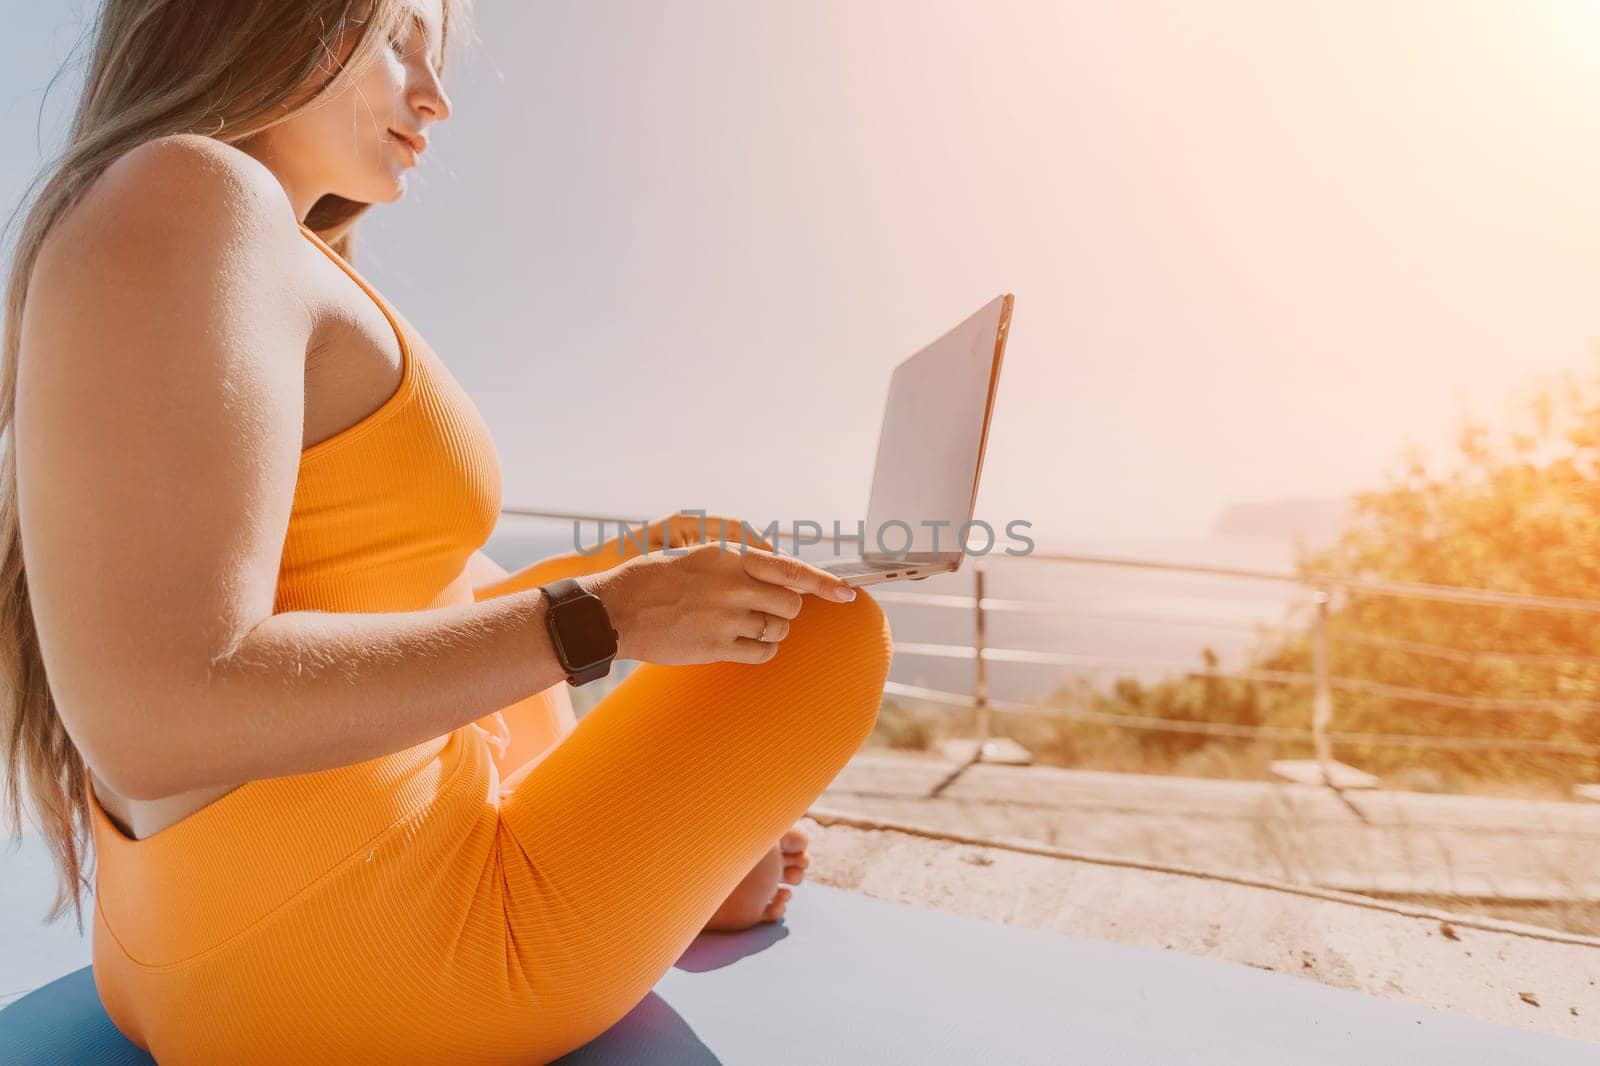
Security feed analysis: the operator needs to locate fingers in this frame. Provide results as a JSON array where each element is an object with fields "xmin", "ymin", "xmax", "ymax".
[
  {"xmin": 727, "ymin": 635, "xmax": 780, "ymax": 665},
  {"xmin": 741, "ymin": 583, "xmax": 804, "ymax": 620},
  {"xmin": 659, "ymin": 513, "xmax": 776, "ymax": 552},
  {"xmin": 704, "ymin": 514, "xmax": 775, "ymax": 552},
  {"xmin": 736, "ymin": 610, "xmax": 790, "ymax": 643},
  {"xmin": 627, "ymin": 536, "xmax": 854, "ymax": 667},
  {"xmin": 739, "ymin": 546, "xmax": 857, "ymax": 601}
]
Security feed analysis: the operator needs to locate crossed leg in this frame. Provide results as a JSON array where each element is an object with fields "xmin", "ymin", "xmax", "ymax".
[{"xmin": 489, "ymin": 588, "xmax": 892, "ymax": 1059}]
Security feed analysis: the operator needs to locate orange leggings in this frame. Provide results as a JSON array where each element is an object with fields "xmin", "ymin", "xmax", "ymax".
[{"xmin": 89, "ymin": 567, "xmax": 892, "ymax": 1064}]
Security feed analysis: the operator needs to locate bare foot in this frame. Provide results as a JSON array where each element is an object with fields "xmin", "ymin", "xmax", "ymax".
[{"xmin": 702, "ymin": 824, "xmax": 811, "ymax": 932}]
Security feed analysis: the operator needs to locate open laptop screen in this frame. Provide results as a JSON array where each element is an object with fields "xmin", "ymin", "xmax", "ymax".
[{"xmin": 862, "ymin": 295, "xmax": 1010, "ymax": 560}]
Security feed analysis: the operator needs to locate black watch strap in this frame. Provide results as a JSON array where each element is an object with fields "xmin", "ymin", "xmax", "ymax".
[{"xmin": 542, "ymin": 578, "xmax": 618, "ymax": 687}]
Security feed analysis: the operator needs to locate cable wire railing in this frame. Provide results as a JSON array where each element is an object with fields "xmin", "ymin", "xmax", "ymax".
[
  {"xmin": 879, "ymin": 681, "xmax": 1600, "ymax": 757},
  {"xmin": 886, "ymin": 642, "xmax": 1600, "ymax": 717},
  {"xmin": 496, "ymin": 507, "xmax": 1600, "ymax": 788}
]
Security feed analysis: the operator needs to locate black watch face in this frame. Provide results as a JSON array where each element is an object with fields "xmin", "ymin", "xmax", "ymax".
[{"xmin": 554, "ymin": 596, "xmax": 615, "ymax": 666}]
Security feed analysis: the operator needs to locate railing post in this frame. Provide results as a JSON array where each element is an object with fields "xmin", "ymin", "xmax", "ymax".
[
  {"xmin": 1311, "ymin": 585, "xmax": 1333, "ymax": 787},
  {"xmin": 929, "ymin": 558, "xmax": 1029, "ymax": 788},
  {"xmin": 974, "ymin": 563, "xmax": 989, "ymax": 761}
]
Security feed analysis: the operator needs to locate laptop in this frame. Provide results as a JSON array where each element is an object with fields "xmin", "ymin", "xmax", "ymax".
[{"xmin": 817, "ymin": 293, "xmax": 1014, "ymax": 587}]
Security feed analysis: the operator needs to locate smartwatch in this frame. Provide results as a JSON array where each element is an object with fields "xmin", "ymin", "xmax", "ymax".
[{"xmin": 541, "ymin": 578, "xmax": 619, "ymax": 686}]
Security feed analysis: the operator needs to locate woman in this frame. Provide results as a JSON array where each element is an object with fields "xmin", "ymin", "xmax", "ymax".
[{"xmin": 1, "ymin": 1, "xmax": 892, "ymax": 1061}]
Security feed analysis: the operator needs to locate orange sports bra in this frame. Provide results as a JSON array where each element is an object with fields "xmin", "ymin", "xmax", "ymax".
[
  {"xmin": 281, "ymin": 222, "xmax": 502, "ymax": 615},
  {"xmin": 82, "ymin": 223, "xmax": 512, "ymax": 922}
]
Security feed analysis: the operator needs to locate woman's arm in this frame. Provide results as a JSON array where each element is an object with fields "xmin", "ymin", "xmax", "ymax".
[{"xmin": 19, "ymin": 136, "xmax": 576, "ymax": 801}]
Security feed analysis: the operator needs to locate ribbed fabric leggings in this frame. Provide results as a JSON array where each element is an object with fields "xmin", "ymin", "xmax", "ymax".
[{"xmin": 89, "ymin": 570, "xmax": 892, "ymax": 1064}]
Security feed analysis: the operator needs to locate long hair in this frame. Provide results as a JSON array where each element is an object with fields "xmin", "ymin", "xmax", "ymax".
[{"xmin": 1, "ymin": 0, "xmax": 473, "ymax": 932}]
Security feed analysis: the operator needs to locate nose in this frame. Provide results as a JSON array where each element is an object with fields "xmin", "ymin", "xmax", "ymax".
[{"xmin": 410, "ymin": 78, "xmax": 452, "ymax": 123}]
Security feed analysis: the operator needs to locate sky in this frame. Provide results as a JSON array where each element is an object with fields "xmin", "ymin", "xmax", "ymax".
[{"xmin": 6, "ymin": 0, "xmax": 1600, "ymax": 547}]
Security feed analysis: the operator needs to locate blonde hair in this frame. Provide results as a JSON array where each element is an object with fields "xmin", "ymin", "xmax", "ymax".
[{"xmin": 0, "ymin": 0, "xmax": 473, "ymax": 932}]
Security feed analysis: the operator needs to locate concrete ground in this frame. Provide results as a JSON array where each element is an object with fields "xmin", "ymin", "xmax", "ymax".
[
  {"xmin": 801, "ymin": 751, "xmax": 1600, "ymax": 1045},
  {"xmin": 820, "ymin": 750, "xmax": 1600, "ymax": 914}
]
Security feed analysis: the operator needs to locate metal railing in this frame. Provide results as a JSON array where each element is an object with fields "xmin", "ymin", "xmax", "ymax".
[{"xmin": 497, "ymin": 508, "xmax": 1600, "ymax": 788}]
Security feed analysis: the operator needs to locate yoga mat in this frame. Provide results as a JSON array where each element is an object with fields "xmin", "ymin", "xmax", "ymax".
[{"xmin": 2, "ymin": 865, "xmax": 1593, "ymax": 1063}]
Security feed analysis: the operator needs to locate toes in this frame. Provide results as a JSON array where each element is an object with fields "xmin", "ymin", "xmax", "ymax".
[
  {"xmin": 780, "ymin": 827, "xmax": 809, "ymax": 854},
  {"xmin": 762, "ymin": 887, "xmax": 793, "ymax": 922},
  {"xmin": 782, "ymin": 861, "xmax": 807, "ymax": 885}
]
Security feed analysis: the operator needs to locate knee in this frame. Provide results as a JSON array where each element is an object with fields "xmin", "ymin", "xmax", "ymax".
[
  {"xmin": 787, "ymin": 586, "xmax": 893, "ymax": 736},
  {"xmin": 844, "ymin": 587, "xmax": 893, "ymax": 723},
  {"xmin": 841, "ymin": 586, "xmax": 893, "ymax": 675},
  {"xmin": 794, "ymin": 586, "xmax": 891, "ymax": 669}
]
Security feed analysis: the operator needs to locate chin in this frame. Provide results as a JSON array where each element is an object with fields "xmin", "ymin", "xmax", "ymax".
[{"xmin": 340, "ymin": 174, "xmax": 406, "ymax": 204}]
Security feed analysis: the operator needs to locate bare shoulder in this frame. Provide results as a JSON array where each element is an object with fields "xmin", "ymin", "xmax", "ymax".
[
  {"xmin": 35, "ymin": 133, "xmax": 304, "ymax": 295},
  {"xmin": 16, "ymin": 139, "xmax": 315, "ymax": 802},
  {"xmin": 68, "ymin": 132, "xmax": 294, "ymax": 237}
]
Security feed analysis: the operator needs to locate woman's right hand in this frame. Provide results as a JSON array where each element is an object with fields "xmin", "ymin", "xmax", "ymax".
[{"xmin": 577, "ymin": 542, "xmax": 858, "ymax": 666}]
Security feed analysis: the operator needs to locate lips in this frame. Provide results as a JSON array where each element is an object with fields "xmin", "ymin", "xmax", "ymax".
[{"xmin": 388, "ymin": 128, "xmax": 425, "ymax": 155}]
